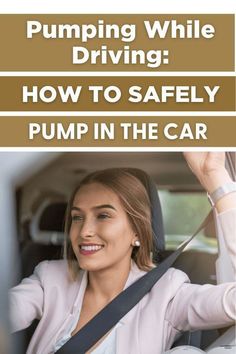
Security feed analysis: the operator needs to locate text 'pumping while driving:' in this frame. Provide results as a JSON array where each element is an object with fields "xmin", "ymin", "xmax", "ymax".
[{"xmin": 26, "ymin": 19, "xmax": 215, "ymax": 68}]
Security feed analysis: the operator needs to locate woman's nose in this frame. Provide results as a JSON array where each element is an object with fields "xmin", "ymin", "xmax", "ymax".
[{"xmin": 79, "ymin": 218, "xmax": 96, "ymax": 238}]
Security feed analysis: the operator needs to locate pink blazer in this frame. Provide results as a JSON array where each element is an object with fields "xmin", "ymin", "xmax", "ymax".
[{"xmin": 10, "ymin": 209, "xmax": 236, "ymax": 354}]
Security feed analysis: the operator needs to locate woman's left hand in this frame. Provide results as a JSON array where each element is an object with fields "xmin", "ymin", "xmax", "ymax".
[{"xmin": 183, "ymin": 152, "xmax": 231, "ymax": 193}]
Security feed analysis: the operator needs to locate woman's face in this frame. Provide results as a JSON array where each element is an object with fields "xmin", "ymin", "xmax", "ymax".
[{"xmin": 70, "ymin": 182, "xmax": 137, "ymax": 272}]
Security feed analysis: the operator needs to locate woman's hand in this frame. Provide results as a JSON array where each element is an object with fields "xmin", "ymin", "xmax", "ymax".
[
  {"xmin": 183, "ymin": 152, "xmax": 231, "ymax": 193},
  {"xmin": 183, "ymin": 152, "xmax": 236, "ymax": 212}
]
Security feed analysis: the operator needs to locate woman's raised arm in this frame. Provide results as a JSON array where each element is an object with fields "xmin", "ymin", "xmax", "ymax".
[
  {"xmin": 165, "ymin": 152, "xmax": 236, "ymax": 332},
  {"xmin": 183, "ymin": 152, "xmax": 236, "ymax": 213},
  {"xmin": 183, "ymin": 151, "xmax": 236, "ymax": 275}
]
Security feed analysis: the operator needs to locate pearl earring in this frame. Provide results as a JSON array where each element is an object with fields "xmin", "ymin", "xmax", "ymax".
[{"xmin": 134, "ymin": 240, "xmax": 141, "ymax": 247}]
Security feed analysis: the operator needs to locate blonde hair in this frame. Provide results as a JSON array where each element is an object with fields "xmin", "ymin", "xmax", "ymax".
[{"xmin": 64, "ymin": 168, "xmax": 154, "ymax": 280}]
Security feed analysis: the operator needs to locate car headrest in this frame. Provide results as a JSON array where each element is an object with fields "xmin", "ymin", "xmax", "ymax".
[{"xmin": 29, "ymin": 198, "xmax": 67, "ymax": 245}]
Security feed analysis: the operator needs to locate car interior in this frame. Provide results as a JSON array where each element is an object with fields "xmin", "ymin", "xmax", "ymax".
[{"xmin": 3, "ymin": 151, "xmax": 235, "ymax": 353}]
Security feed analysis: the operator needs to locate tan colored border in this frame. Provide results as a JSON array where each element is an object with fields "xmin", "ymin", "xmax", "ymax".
[
  {"xmin": 0, "ymin": 76, "xmax": 235, "ymax": 111},
  {"xmin": 1, "ymin": 116, "xmax": 235, "ymax": 147},
  {"xmin": 0, "ymin": 15, "xmax": 234, "ymax": 71}
]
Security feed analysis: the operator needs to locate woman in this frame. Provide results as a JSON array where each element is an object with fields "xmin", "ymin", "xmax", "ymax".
[{"xmin": 10, "ymin": 152, "xmax": 236, "ymax": 354}]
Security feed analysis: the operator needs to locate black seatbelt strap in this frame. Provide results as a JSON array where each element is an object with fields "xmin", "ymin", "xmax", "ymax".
[
  {"xmin": 188, "ymin": 331, "xmax": 202, "ymax": 348},
  {"xmin": 56, "ymin": 212, "xmax": 212, "ymax": 354},
  {"xmin": 226, "ymin": 152, "xmax": 236, "ymax": 181}
]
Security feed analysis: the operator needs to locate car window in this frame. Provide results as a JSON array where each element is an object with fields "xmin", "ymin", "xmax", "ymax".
[{"xmin": 159, "ymin": 190, "xmax": 217, "ymax": 253}]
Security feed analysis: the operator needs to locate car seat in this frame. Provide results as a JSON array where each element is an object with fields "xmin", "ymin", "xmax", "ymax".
[{"xmin": 21, "ymin": 198, "xmax": 66, "ymax": 278}]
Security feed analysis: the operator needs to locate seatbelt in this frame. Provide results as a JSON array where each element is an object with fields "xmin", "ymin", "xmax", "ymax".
[
  {"xmin": 226, "ymin": 152, "xmax": 236, "ymax": 181},
  {"xmin": 56, "ymin": 212, "xmax": 212, "ymax": 354}
]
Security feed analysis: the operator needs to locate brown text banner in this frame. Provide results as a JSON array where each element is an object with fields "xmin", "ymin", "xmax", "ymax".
[
  {"xmin": 0, "ymin": 116, "xmax": 235, "ymax": 147},
  {"xmin": 0, "ymin": 15, "xmax": 234, "ymax": 71},
  {"xmin": 0, "ymin": 77, "xmax": 235, "ymax": 111}
]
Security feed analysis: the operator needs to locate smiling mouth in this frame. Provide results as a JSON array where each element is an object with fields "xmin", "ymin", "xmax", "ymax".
[{"xmin": 79, "ymin": 244, "xmax": 104, "ymax": 255}]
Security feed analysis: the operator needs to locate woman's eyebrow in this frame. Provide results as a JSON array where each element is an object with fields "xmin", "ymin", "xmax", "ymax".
[
  {"xmin": 71, "ymin": 206, "xmax": 81, "ymax": 211},
  {"xmin": 71, "ymin": 204, "xmax": 116, "ymax": 211},
  {"xmin": 94, "ymin": 204, "xmax": 116, "ymax": 211}
]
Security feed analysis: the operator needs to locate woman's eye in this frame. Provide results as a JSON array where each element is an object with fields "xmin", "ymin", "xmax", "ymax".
[
  {"xmin": 71, "ymin": 215, "xmax": 83, "ymax": 222},
  {"xmin": 97, "ymin": 213, "xmax": 110, "ymax": 219}
]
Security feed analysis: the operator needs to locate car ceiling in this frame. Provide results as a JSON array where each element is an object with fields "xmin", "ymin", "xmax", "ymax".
[{"xmin": 18, "ymin": 152, "xmax": 201, "ymax": 219}]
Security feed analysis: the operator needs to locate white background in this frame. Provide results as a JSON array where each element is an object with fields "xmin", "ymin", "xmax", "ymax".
[{"xmin": 0, "ymin": 0, "xmax": 235, "ymax": 14}]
